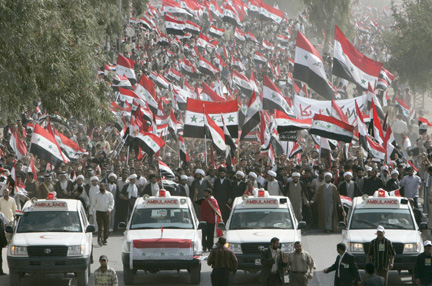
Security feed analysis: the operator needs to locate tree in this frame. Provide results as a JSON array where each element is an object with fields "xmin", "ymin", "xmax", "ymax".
[
  {"xmin": 384, "ymin": 0, "xmax": 432, "ymax": 95},
  {"xmin": 301, "ymin": 0, "xmax": 353, "ymax": 53},
  {"xmin": 0, "ymin": 0, "xmax": 146, "ymax": 124}
]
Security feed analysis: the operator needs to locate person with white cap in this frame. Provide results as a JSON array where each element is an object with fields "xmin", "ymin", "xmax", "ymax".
[
  {"xmin": 230, "ymin": 171, "xmax": 246, "ymax": 199},
  {"xmin": 311, "ymin": 172, "xmax": 344, "ymax": 233},
  {"xmin": 178, "ymin": 175, "xmax": 190, "ymax": 197},
  {"xmin": 264, "ymin": 170, "xmax": 283, "ymax": 196},
  {"xmin": 190, "ymin": 169, "xmax": 212, "ymax": 218},
  {"xmin": 54, "ymin": 171, "xmax": 74, "ymax": 199},
  {"xmin": 379, "ymin": 166, "xmax": 391, "ymax": 185},
  {"xmin": 120, "ymin": 174, "xmax": 139, "ymax": 219},
  {"xmin": 366, "ymin": 226, "xmax": 396, "ymax": 285},
  {"xmin": 284, "ymin": 172, "xmax": 309, "ymax": 222},
  {"xmin": 385, "ymin": 170, "xmax": 400, "ymax": 192},
  {"xmin": 414, "ymin": 240, "xmax": 432, "ymax": 285},
  {"xmin": 337, "ymin": 171, "xmax": 361, "ymax": 200},
  {"xmin": 106, "ymin": 173, "xmax": 119, "ymax": 231},
  {"xmin": 247, "ymin": 172, "xmax": 261, "ymax": 188}
]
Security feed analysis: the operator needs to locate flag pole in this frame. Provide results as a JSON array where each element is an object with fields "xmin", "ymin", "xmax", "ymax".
[{"xmin": 203, "ymin": 104, "xmax": 208, "ymax": 167}]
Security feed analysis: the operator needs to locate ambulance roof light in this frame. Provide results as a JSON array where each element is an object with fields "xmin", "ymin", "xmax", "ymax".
[
  {"xmin": 375, "ymin": 189, "xmax": 388, "ymax": 198},
  {"xmin": 156, "ymin": 189, "xmax": 171, "ymax": 198},
  {"xmin": 258, "ymin": 190, "xmax": 265, "ymax": 197},
  {"xmin": 47, "ymin": 192, "xmax": 56, "ymax": 200}
]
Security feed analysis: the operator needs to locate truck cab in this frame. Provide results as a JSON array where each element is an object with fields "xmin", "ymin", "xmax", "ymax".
[
  {"xmin": 7, "ymin": 193, "xmax": 94, "ymax": 286},
  {"xmin": 121, "ymin": 190, "xmax": 205, "ymax": 285},
  {"xmin": 341, "ymin": 189, "xmax": 427, "ymax": 282},
  {"xmin": 219, "ymin": 189, "xmax": 306, "ymax": 273}
]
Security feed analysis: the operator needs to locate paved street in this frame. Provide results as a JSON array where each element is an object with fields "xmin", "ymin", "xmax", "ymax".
[{"xmin": 2, "ymin": 229, "xmax": 428, "ymax": 285}]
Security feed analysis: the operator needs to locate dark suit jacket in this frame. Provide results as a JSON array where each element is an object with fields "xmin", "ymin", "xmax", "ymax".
[
  {"xmin": 362, "ymin": 274, "xmax": 385, "ymax": 286},
  {"xmin": 327, "ymin": 252, "xmax": 361, "ymax": 286},
  {"xmin": 260, "ymin": 248, "xmax": 287, "ymax": 283},
  {"xmin": 338, "ymin": 181, "xmax": 362, "ymax": 198},
  {"xmin": 230, "ymin": 180, "xmax": 246, "ymax": 199}
]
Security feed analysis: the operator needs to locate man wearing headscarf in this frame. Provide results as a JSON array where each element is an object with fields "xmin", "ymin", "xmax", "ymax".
[
  {"xmin": 107, "ymin": 173, "xmax": 119, "ymax": 231},
  {"xmin": 230, "ymin": 171, "xmax": 246, "ymax": 199},
  {"xmin": 385, "ymin": 170, "xmax": 400, "ymax": 192},
  {"xmin": 120, "ymin": 174, "xmax": 139, "ymax": 218},
  {"xmin": 88, "ymin": 176, "xmax": 100, "ymax": 229},
  {"xmin": 311, "ymin": 172, "xmax": 344, "ymax": 233},
  {"xmin": 55, "ymin": 171, "xmax": 74, "ymax": 199},
  {"xmin": 284, "ymin": 172, "xmax": 309, "ymax": 222},
  {"xmin": 264, "ymin": 170, "xmax": 283, "ymax": 196},
  {"xmin": 37, "ymin": 174, "xmax": 54, "ymax": 199},
  {"xmin": 338, "ymin": 172, "xmax": 361, "ymax": 200},
  {"xmin": 191, "ymin": 169, "xmax": 212, "ymax": 217}
]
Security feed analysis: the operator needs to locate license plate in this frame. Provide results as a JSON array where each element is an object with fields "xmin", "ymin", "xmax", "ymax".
[{"xmin": 255, "ymin": 259, "xmax": 261, "ymax": 266}]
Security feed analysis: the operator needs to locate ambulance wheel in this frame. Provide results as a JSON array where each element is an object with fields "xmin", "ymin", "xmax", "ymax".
[
  {"xmin": 123, "ymin": 265, "xmax": 135, "ymax": 285},
  {"xmin": 9, "ymin": 270, "xmax": 20, "ymax": 286},
  {"xmin": 190, "ymin": 264, "xmax": 201, "ymax": 284},
  {"xmin": 76, "ymin": 267, "xmax": 89, "ymax": 286}
]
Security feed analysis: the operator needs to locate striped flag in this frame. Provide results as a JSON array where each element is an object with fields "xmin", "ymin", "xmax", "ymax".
[
  {"xmin": 205, "ymin": 113, "xmax": 226, "ymax": 153},
  {"xmin": 310, "ymin": 114, "xmax": 354, "ymax": 143},
  {"xmin": 158, "ymin": 160, "xmax": 175, "ymax": 179},
  {"xmin": 116, "ymin": 54, "xmax": 137, "ymax": 85},
  {"xmin": 9, "ymin": 130, "xmax": 27, "ymax": 159},
  {"xmin": 30, "ymin": 124, "xmax": 69, "ymax": 166}
]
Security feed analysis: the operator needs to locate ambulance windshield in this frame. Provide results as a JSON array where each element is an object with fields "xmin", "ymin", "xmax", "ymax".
[
  {"xmin": 17, "ymin": 211, "xmax": 82, "ymax": 233},
  {"xmin": 350, "ymin": 209, "xmax": 415, "ymax": 230},
  {"xmin": 130, "ymin": 208, "xmax": 194, "ymax": 229},
  {"xmin": 229, "ymin": 208, "xmax": 293, "ymax": 230}
]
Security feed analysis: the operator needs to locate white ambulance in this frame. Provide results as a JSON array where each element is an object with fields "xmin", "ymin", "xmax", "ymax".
[
  {"xmin": 218, "ymin": 189, "xmax": 306, "ymax": 273},
  {"xmin": 341, "ymin": 189, "xmax": 427, "ymax": 282},
  {"xmin": 120, "ymin": 190, "xmax": 205, "ymax": 285},
  {"xmin": 6, "ymin": 193, "xmax": 94, "ymax": 286}
]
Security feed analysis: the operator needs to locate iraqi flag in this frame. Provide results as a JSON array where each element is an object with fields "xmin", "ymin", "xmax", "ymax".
[
  {"xmin": 133, "ymin": 131, "xmax": 165, "ymax": 157},
  {"xmin": 231, "ymin": 70, "xmax": 253, "ymax": 96},
  {"xmin": 288, "ymin": 141, "xmax": 303, "ymax": 158},
  {"xmin": 116, "ymin": 54, "xmax": 137, "ymax": 85},
  {"xmin": 197, "ymin": 33, "xmax": 217, "ymax": 50},
  {"xmin": 376, "ymin": 68, "xmax": 395, "ymax": 91},
  {"xmin": 395, "ymin": 98, "xmax": 410, "ymax": 118},
  {"xmin": 332, "ymin": 25, "xmax": 383, "ymax": 90},
  {"xmin": 222, "ymin": 117, "xmax": 236, "ymax": 157},
  {"xmin": 253, "ymin": 51, "xmax": 267, "ymax": 65},
  {"xmin": 167, "ymin": 68, "xmax": 183, "ymax": 83},
  {"xmin": 201, "ymin": 82, "xmax": 225, "ymax": 102},
  {"xmin": 178, "ymin": 135, "xmax": 189, "ymax": 163},
  {"xmin": 158, "ymin": 160, "xmax": 175, "ymax": 179},
  {"xmin": 180, "ymin": 57, "xmax": 200, "ymax": 78},
  {"xmin": 240, "ymin": 91, "xmax": 261, "ymax": 140},
  {"xmin": 310, "ymin": 114, "xmax": 354, "ymax": 143},
  {"xmin": 30, "ymin": 124, "xmax": 68, "ymax": 166},
  {"xmin": 262, "ymin": 75, "xmax": 293, "ymax": 116},
  {"xmin": 262, "ymin": 40, "xmax": 275, "ymax": 51},
  {"xmin": 184, "ymin": 20, "xmax": 201, "ymax": 35},
  {"xmin": 223, "ymin": 3, "xmax": 242, "ymax": 26},
  {"xmin": 130, "ymin": 238, "xmax": 193, "ymax": 267},
  {"xmin": 419, "ymin": 117, "xmax": 432, "ymax": 127},
  {"xmin": 234, "ymin": 27, "xmax": 246, "ymax": 42},
  {"xmin": 259, "ymin": 1, "xmax": 283, "ymax": 23},
  {"xmin": 366, "ymin": 135, "xmax": 386, "ymax": 160},
  {"xmin": 9, "ymin": 130, "xmax": 27, "ymax": 159},
  {"xmin": 275, "ymin": 110, "xmax": 312, "ymax": 132},
  {"xmin": 162, "ymin": 0, "xmax": 192, "ymax": 17},
  {"xmin": 293, "ymin": 32, "xmax": 335, "ymax": 100},
  {"xmin": 208, "ymin": 25, "xmax": 224, "ymax": 38},
  {"xmin": 246, "ymin": 31, "xmax": 259, "ymax": 44},
  {"xmin": 277, "ymin": 34, "xmax": 290, "ymax": 46},
  {"xmin": 55, "ymin": 131, "xmax": 83, "ymax": 160},
  {"xmin": 198, "ymin": 56, "xmax": 219, "ymax": 77},
  {"xmin": 135, "ymin": 74, "xmax": 158, "ymax": 110},
  {"xmin": 205, "ymin": 114, "xmax": 226, "ymax": 153},
  {"xmin": 165, "ymin": 14, "xmax": 185, "ymax": 35},
  {"xmin": 184, "ymin": 98, "xmax": 238, "ymax": 138}
]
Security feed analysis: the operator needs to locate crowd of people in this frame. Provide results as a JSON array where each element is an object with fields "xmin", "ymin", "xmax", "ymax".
[{"xmin": 0, "ymin": 0, "xmax": 432, "ymax": 285}]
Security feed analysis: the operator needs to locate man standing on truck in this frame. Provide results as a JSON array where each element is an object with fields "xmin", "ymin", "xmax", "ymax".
[
  {"xmin": 414, "ymin": 240, "xmax": 432, "ymax": 286},
  {"xmin": 207, "ymin": 236, "xmax": 238, "ymax": 286},
  {"xmin": 366, "ymin": 226, "xmax": 395, "ymax": 286}
]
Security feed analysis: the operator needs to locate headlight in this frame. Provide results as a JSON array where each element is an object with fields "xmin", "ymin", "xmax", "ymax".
[
  {"xmin": 348, "ymin": 242, "xmax": 364, "ymax": 252},
  {"xmin": 68, "ymin": 245, "xmax": 85, "ymax": 256},
  {"xmin": 280, "ymin": 243, "xmax": 294, "ymax": 253},
  {"xmin": 403, "ymin": 243, "xmax": 419, "ymax": 253},
  {"xmin": 228, "ymin": 243, "xmax": 242, "ymax": 254},
  {"xmin": 10, "ymin": 246, "xmax": 28, "ymax": 256},
  {"xmin": 122, "ymin": 241, "xmax": 131, "ymax": 253}
]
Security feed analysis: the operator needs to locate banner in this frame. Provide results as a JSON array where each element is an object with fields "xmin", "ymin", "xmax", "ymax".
[{"xmin": 293, "ymin": 94, "xmax": 367, "ymax": 123}]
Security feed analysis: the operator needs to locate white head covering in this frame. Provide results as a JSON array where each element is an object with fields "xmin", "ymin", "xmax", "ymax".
[
  {"xmin": 268, "ymin": 170, "xmax": 277, "ymax": 177},
  {"xmin": 248, "ymin": 172, "xmax": 257, "ymax": 179},
  {"xmin": 292, "ymin": 172, "xmax": 301, "ymax": 177},
  {"xmin": 424, "ymin": 240, "xmax": 432, "ymax": 247},
  {"xmin": 77, "ymin": 175, "xmax": 85, "ymax": 181},
  {"xmin": 324, "ymin": 172, "xmax": 332, "ymax": 178},
  {"xmin": 391, "ymin": 170, "xmax": 399, "ymax": 175},
  {"xmin": 195, "ymin": 169, "xmax": 205, "ymax": 176},
  {"xmin": 90, "ymin": 176, "xmax": 99, "ymax": 182},
  {"xmin": 128, "ymin": 174, "xmax": 137, "ymax": 180},
  {"xmin": 344, "ymin": 172, "xmax": 352, "ymax": 177},
  {"xmin": 180, "ymin": 175, "xmax": 188, "ymax": 180},
  {"xmin": 108, "ymin": 173, "xmax": 117, "ymax": 180},
  {"xmin": 377, "ymin": 225, "xmax": 385, "ymax": 232},
  {"xmin": 235, "ymin": 171, "xmax": 245, "ymax": 178}
]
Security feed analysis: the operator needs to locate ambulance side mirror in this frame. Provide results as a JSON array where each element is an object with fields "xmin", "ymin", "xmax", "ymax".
[
  {"xmin": 419, "ymin": 222, "xmax": 428, "ymax": 230},
  {"xmin": 198, "ymin": 221, "xmax": 207, "ymax": 230},
  {"xmin": 338, "ymin": 221, "xmax": 346, "ymax": 230},
  {"xmin": 86, "ymin": 225, "xmax": 96, "ymax": 233},
  {"xmin": 218, "ymin": 222, "xmax": 226, "ymax": 230},
  {"xmin": 297, "ymin": 221, "xmax": 306, "ymax": 229},
  {"xmin": 5, "ymin": 225, "xmax": 13, "ymax": 233},
  {"xmin": 118, "ymin": 222, "xmax": 126, "ymax": 230}
]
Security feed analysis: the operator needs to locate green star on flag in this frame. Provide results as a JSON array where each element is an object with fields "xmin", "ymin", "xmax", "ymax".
[
  {"xmin": 304, "ymin": 54, "xmax": 308, "ymax": 60},
  {"xmin": 227, "ymin": 115, "xmax": 234, "ymax": 122},
  {"xmin": 141, "ymin": 252, "xmax": 146, "ymax": 257},
  {"xmin": 161, "ymin": 252, "xmax": 165, "ymax": 256},
  {"xmin": 191, "ymin": 115, "xmax": 197, "ymax": 123},
  {"xmin": 350, "ymin": 67, "xmax": 354, "ymax": 72},
  {"xmin": 361, "ymin": 79, "xmax": 366, "ymax": 85},
  {"xmin": 272, "ymin": 93, "xmax": 278, "ymax": 100},
  {"xmin": 48, "ymin": 145, "xmax": 53, "ymax": 149},
  {"xmin": 37, "ymin": 138, "xmax": 41, "ymax": 142}
]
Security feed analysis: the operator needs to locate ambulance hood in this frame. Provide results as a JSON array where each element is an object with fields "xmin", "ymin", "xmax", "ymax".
[
  {"xmin": 225, "ymin": 229, "xmax": 300, "ymax": 244},
  {"xmin": 12, "ymin": 232, "xmax": 86, "ymax": 246},
  {"xmin": 346, "ymin": 229, "xmax": 421, "ymax": 244},
  {"xmin": 126, "ymin": 229, "xmax": 199, "ymax": 244}
]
